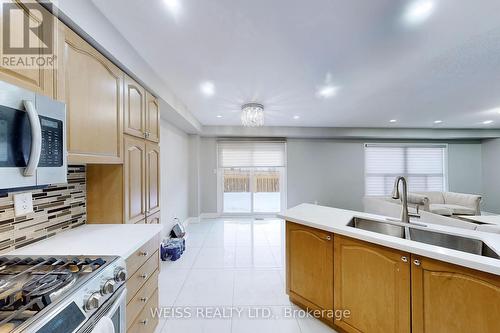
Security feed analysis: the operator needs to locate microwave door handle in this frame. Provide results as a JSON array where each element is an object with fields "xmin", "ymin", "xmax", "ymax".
[{"xmin": 23, "ymin": 100, "xmax": 42, "ymax": 177}]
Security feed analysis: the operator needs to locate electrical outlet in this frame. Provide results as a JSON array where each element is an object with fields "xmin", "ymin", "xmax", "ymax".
[{"xmin": 14, "ymin": 192, "xmax": 33, "ymax": 217}]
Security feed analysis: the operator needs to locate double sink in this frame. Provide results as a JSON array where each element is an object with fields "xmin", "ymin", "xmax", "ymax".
[{"xmin": 347, "ymin": 217, "xmax": 499, "ymax": 259}]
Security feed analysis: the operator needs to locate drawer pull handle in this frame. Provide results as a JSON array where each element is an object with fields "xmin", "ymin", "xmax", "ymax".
[
  {"xmin": 139, "ymin": 251, "xmax": 149, "ymax": 257},
  {"xmin": 140, "ymin": 273, "xmax": 148, "ymax": 279},
  {"xmin": 140, "ymin": 297, "xmax": 148, "ymax": 302},
  {"xmin": 140, "ymin": 319, "xmax": 148, "ymax": 325}
]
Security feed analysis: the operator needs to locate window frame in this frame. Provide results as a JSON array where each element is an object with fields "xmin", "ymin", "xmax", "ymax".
[{"xmin": 363, "ymin": 143, "xmax": 449, "ymax": 196}]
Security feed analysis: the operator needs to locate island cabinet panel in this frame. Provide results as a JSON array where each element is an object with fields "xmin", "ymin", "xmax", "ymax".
[
  {"xmin": 333, "ymin": 235, "xmax": 411, "ymax": 333},
  {"xmin": 411, "ymin": 256, "xmax": 500, "ymax": 333},
  {"xmin": 286, "ymin": 222, "xmax": 334, "ymax": 324},
  {"xmin": 62, "ymin": 26, "xmax": 124, "ymax": 164}
]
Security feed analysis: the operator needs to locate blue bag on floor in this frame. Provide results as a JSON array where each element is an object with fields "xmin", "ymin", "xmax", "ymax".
[{"xmin": 160, "ymin": 238, "xmax": 186, "ymax": 261}]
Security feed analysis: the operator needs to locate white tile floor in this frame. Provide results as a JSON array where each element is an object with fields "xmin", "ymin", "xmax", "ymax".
[{"xmin": 155, "ymin": 217, "xmax": 337, "ymax": 333}]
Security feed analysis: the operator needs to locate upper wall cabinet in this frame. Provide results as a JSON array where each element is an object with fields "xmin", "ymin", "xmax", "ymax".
[
  {"xmin": 124, "ymin": 76, "xmax": 146, "ymax": 139},
  {"xmin": 0, "ymin": 0, "xmax": 60, "ymax": 98},
  {"xmin": 62, "ymin": 26, "xmax": 124, "ymax": 164},
  {"xmin": 146, "ymin": 92, "xmax": 160, "ymax": 142}
]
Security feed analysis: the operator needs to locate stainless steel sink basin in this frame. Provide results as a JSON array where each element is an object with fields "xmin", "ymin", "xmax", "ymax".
[
  {"xmin": 347, "ymin": 217, "xmax": 499, "ymax": 259},
  {"xmin": 348, "ymin": 217, "xmax": 405, "ymax": 238}
]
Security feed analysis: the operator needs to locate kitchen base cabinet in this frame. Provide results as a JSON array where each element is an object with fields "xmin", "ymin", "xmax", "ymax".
[
  {"xmin": 286, "ymin": 222, "xmax": 334, "ymax": 325},
  {"xmin": 333, "ymin": 235, "xmax": 411, "ymax": 333},
  {"xmin": 411, "ymin": 256, "xmax": 500, "ymax": 333},
  {"xmin": 125, "ymin": 234, "xmax": 160, "ymax": 333},
  {"xmin": 285, "ymin": 221, "xmax": 500, "ymax": 333}
]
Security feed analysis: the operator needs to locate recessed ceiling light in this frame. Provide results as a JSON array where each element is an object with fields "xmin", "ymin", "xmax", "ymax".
[
  {"xmin": 293, "ymin": 115, "xmax": 300, "ymax": 120},
  {"xmin": 483, "ymin": 120, "xmax": 494, "ymax": 125},
  {"xmin": 216, "ymin": 115, "xmax": 222, "ymax": 118},
  {"xmin": 434, "ymin": 120, "xmax": 443, "ymax": 124},
  {"xmin": 316, "ymin": 85, "xmax": 339, "ymax": 99},
  {"xmin": 200, "ymin": 81, "xmax": 215, "ymax": 97},
  {"xmin": 390, "ymin": 119, "xmax": 397, "ymax": 123},
  {"xmin": 163, "ymin": 0, "xmax": 181, "ymax": 17},
  {"xmin": 403, "ymin": 0, "xmax": 435, "ymax": 26}
]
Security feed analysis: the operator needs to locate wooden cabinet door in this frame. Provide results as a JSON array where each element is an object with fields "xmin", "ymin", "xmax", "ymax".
[
  {"xmin": 411, "ymin": 256, "xmax": 500, "ymax": 333},
  {"xmin": 124, "ymin": 135, "xmax": 146, "ymax": 224},
  {"xmin": 145, "ymin": 92, "xmax": 160, "ymax": 142},
  {"xmin": 146, "ymin": 142, "xmax": 160, "ymax": 215},
  {"xmin": 124, "ymin": 76, "xmax": 146, "ymax": 139},
  {"xmin": 63, "ymin": 27, "xmax": 123, "ymax": 164},
  {"xmin": 286, "ymin": 222, "xmax": 333, "ymax": 322},
  {"xmin": 334, "ymin": 235, "xmax": 411, "ymax": 333},
  {"xmin": 146, "ymin": 211, "xmax": 160, "ymax": 224},
  {"xmin": 0, "ymin": 0, "xmax": 57, "ymax": 98}
]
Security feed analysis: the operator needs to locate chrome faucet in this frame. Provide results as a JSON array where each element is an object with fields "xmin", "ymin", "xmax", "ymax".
[{"xmin": 392, "ymin": 176, "xmax": 410, "ymax": 223}]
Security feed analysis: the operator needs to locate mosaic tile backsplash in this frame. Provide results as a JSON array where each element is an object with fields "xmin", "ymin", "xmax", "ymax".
[{"xmin": 0, "ymin": 165, "xmax": 86, "ymax": 253}]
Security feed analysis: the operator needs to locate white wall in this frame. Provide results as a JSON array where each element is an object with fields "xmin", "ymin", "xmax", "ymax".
[
  {"xmin": 199, "ymin": 137, "xmax": 218, "ymax": 214},
  {"xmin": 448, "ymin": 143, "xmax": 483, "ymax": 195},
  {"xmin": 287, "ymin": 140, "xmax": 366, "ymax": 211},
  {"xmin": 482, "ymin": 138, "xmax": 500, "ymax": 213},
  {"xmin": 160, "ymin": 120, "xmax": 190, "ymax": 234}
]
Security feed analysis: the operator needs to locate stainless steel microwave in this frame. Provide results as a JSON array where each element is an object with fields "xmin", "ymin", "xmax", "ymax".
[{"xmin": 0, "ymin": 80, "xmax": 67, "ymax": 190}]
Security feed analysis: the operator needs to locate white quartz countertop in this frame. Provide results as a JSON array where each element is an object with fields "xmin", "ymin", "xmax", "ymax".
[
  {"xmin": 279, "ymin": 204, "xmax": 500, "ymax": 276},
  {"xmin": 8, "ymin": 224, "xmax": 164, "ymax": 259}
]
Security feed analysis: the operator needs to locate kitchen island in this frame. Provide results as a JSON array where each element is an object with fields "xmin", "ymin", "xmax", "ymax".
[{"xmin": 280, "ymin": 203, "xmax": 500, "ymax": 333}]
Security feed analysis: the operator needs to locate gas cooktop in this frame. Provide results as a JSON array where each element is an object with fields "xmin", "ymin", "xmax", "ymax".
[{"xmin": 0, "ymin": 255, "xmax": 126, "ymax": 333}]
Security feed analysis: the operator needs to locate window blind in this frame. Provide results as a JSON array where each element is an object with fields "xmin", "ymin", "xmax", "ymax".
[
  {"xmin": 217, "ymin": 141, "xmax": 286, "ymax": 168},
  {"xmin": 364, "ymin": 144, "xmax": 447, "ymax": 196}
]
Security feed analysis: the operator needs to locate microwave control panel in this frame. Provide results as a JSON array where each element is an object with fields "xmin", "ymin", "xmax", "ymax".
[{"xmin": 39, "ymin": 116, "xmax": 63, "ymax": 167}]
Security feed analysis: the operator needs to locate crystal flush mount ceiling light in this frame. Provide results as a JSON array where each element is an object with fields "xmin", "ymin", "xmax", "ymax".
[{"xmin": 241, "ymin": 103, "xmax": 264, "ymax": 127}]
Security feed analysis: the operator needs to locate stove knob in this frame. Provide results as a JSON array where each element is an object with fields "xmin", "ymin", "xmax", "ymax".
[
  {"xmin": 101, "ymin": 279, "xmax": 116, "ymax": 295},
  {"xmin": 85, "ymin": 292, "xmax": 102, "ymax": 311},
  {"xmin": 115, "ymin": 268, "xmax": 127, "ymax": 282}
]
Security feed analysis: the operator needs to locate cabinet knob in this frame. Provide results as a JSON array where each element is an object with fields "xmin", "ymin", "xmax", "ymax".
[
  {"xmin": 140, "ymin": 273, "xmax": 148, "ymax": 279},
  {"xmin": 140, "ymin": 297, "xmax": 148, "ymax": 303},
  {"xmin": 325, "ymin": 235, "xmax": 331, "ymax": 241},
  {"xmin": 401, "ymin": 256, "xmax": 408, "ymax": 263},
  {"xmin": 139, "ymin": 251, "xmax": 149, "ymax": 257},
  {"xmin": 413, "ymin": 259, "xmax": 421, "ymax": 266},
  {"xmin": 140, "ymin": 319, "xmax": 148, "ymax": 325}
]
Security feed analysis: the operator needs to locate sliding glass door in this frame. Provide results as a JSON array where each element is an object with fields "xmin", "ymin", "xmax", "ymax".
[
  {"xmin": 222, "ymin": 167, "xmax": 283, "ymax": 213},
  {"xmin": 218, "ymin": 141, "xmax": 286, "ymax": 215}
]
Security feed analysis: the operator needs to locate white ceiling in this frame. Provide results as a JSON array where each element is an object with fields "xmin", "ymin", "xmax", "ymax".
[{"xmin": 92, "ymin": 0, "xmax": 500, "ymax": 128}]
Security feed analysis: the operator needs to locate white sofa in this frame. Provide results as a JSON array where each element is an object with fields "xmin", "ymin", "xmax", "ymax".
[
  {"xmin": 410, "ymin": 192, "xmax": 482, "ymax": 216},
  {"xmin": 363, "ymin": 196, "xmax": 479, "ymax": 230}
]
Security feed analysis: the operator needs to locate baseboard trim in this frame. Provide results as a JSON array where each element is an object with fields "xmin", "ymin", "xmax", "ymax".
[
  {"xmin": 199, "ymin": 212, "xmax": 221, "ymax": 219},
  {"xmin": 184, "ymin": 216, "xmax": 199, "ymax": 226}
]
